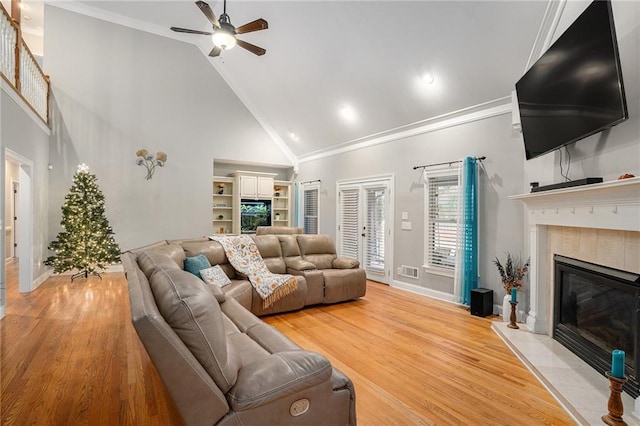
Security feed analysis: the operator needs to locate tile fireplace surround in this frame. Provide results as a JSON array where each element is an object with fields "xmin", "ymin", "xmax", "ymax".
[{"xmin": 505, "ymin": 177, "xmax": 640, "ymax": 424}]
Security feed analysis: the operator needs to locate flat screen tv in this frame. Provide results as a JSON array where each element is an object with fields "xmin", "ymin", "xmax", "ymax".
[{"xmin": 516, "ymin": 0, "xmax": 628, "ymax": 160}]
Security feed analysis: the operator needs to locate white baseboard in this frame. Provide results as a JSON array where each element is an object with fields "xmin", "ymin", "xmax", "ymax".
[
  {"xmin": 33, "ymin": 268, "xmax": 53, "ymax": 290},
  {"xmin": 391, "ymin": 280, "xmax": 459, "ymax": 304}
]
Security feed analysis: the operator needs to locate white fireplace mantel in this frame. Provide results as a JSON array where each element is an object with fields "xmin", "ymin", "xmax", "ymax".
[
  {"xmin": 510, "ymin": 177, "xmax": 640, "ymax": 232},
  {"xmin": 510, "ymin": 177, "xmax": 640, "ymax": 335}
]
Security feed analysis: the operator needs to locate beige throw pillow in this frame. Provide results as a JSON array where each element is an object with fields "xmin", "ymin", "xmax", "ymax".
[{"xmin": 200, "ymin": 265, "xmax": 232, "ymax": 288}]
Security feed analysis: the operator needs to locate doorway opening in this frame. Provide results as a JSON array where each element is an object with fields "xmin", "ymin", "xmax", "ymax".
[{"xmin": 3, "ymin": 149, "xmax": 34, "ymax": 300}]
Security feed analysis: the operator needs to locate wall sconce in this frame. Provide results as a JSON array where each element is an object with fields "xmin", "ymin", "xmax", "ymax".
[{"xmin": 136, "ymin": 149, "xmax": 167, "ymax": 180}]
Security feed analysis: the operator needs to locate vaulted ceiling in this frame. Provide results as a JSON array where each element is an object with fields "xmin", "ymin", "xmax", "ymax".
[{"xmin": 36, "ymin": 1, "xmax": 549, "ymax": 162}]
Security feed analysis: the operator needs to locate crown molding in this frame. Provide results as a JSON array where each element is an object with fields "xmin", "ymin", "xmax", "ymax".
[
  {"xmin": 298, "ymin": 96, "xmax": 512, "ymax": 164},
  {"xmin": 524, "ymin": 0, "xmax": 567, "ymax": 72}
]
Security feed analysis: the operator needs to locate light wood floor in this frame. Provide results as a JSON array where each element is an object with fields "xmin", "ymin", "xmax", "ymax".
[{"xmin": 1, "ymin": 260, "xmax": 575, "ymax": 425}]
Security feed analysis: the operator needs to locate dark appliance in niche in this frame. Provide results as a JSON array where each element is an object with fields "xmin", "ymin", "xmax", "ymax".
[
  {"xmin": 240, "ymin": 199, "xmax": 271, "ymax": 234},
  {"xmin": 516, "ymin": 0, "xmax": 628, "ymax": 161},
  {"xmin": 553, "ymin": 255, "xmax": 640, "ymax": 397}
]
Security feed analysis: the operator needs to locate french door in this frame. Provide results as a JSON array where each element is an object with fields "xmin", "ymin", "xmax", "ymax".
[{"xmin": 337, "ymin": 175, "xmax": 393, "ymax": 284}]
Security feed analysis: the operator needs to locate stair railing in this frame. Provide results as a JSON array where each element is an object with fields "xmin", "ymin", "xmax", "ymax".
[{"xmin": 0, "ymin": 3, "xmax": 49, "ymax": 125}]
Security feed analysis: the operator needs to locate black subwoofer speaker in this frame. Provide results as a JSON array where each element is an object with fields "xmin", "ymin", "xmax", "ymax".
[{"xmin": 470, "ymin": 288, "xmax": 493, "ymax": 317}]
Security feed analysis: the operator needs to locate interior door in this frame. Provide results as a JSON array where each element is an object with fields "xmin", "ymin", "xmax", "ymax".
[{"xmin": 337, "ymin": 177, "xmax": 392, "ymax": 284}]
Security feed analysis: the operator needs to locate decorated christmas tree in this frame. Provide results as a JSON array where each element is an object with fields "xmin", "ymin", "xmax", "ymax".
[{"xmin": 45, "ymin": 164, "xmax": 121, "ymax": 280}]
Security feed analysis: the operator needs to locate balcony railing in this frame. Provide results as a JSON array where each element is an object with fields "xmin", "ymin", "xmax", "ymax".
[{"xmin": 0, "ymin": 4, "xmax": 49, "ymax": 125}]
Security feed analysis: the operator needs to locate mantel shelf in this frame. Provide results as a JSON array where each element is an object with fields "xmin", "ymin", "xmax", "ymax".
[
  {"xmin": 510, "ymin": 177, "xmax": 640, "ymax": 206},
  {"xmin": 510, "ymin": 177, "xmax": 640, "ymax": 232}
]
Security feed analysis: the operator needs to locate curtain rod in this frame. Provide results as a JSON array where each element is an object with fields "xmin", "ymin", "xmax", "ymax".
[
  {"xmin": 412, "ymin": 156, "xmax": 486, "ymax": 170},
  {"xmin": 298, "ymin": 179, "xmax": 321, "ymax": 185}
]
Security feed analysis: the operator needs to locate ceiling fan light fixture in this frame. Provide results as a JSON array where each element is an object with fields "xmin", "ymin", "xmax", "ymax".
[{"xmin": 212, "ymin": 23, "xmax": 237, "ymax": 50}]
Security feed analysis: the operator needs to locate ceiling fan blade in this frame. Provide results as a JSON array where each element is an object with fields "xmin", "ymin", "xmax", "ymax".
[
  {"xmin": 209, "ymin": 46, "xmax": 222, "ymax": 57},
  {"xmin": 170, "ymin": 26, "xmax": 212, "ymax": 35},
  {"xmin": 237, "ymin": 39, "xmax": 266, "ymax": 56},
  {"xmin": 235, "ymin": 18, "xmax": 268, "ymax": 35},
  {"xmin": 196, "ymin": 1, "xmax": 220, "ymax": 28}
]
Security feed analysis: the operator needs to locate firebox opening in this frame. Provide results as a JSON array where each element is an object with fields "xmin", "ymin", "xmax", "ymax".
[{"xmin": 553, "ymin": 254, "xmax": 640, "ymax": 398}]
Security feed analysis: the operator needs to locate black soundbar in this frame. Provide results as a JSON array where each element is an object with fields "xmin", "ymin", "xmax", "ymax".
[{"xmin": 531, "ymin": 177, "xmax": 603, "ymax": 193}]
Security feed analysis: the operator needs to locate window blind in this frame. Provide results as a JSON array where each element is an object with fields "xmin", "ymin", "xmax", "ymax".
[
  {"xmin": 426, "ymin": 175, "xmax": 459, "ymax": 270},
  {"xmin": 339, "ymin": 188, "xmax": 360, "ymax": 259},
  {"xmin": 365, "ymin": 187, "xmax": 385, "ymax": 271},
  {"xmin": 303, "ymin": 187, "xmax": 319, "ymax": 234}
]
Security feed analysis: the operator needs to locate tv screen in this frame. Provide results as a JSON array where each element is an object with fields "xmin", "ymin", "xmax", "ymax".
[{"xmin": 516, "ymin": 0, "xmax": 628, "ymax": 160}]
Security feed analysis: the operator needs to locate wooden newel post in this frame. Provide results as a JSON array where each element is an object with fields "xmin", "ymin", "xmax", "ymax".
[{"xmin": 602, "ymin": 372, "xmax": 628, "ymax": 426}]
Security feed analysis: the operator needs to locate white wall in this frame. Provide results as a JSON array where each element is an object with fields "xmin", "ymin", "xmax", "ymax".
[
  {"xmin": 44, "ymin": 6, "xmax": 292, "ymax": 251},
  {"xmin": 296, "ymin": 111, "xmax": 526, "ymax": 302}
]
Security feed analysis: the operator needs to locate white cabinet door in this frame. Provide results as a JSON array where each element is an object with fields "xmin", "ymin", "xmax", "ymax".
[
  {"xmin": 257, "ymin": 177, "xmax": 274, "ymax": 198},
  {"xmin": 240, "ymin": 176, "xmax": 258, "ymax": 197}
]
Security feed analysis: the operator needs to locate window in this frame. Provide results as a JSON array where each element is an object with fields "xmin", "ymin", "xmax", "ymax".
[
  {"xmin": 302, "ymin": 183, "xmax": 319, "ymax": 234},
  {"xmin": 424, "ymin": 171, "xmax": 459, "ymax": 275}
]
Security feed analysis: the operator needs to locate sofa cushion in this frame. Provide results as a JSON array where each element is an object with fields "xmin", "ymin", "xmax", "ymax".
[
  {"xmin": 278, "ymin": 235, "xmax": 301, "ymax": 257},
  {"xmin": 201, "ymin": 265, "xmax": 232, "ymax": 288},
  {"xmin": 184, "ymin": 254, "xmax": 212, "ymax": 279},
  {"xmin": 227, "ymin": 351, "xmax": 332, "ymax": 411},
  {"xmin": 251, "ymin": 276, "xmax": 307, "ymax": 317},
  {"xmin": 251, "ymin": 235, "xmax": 286, "ymax": 274},
  {"xmin": 279, "ymin": 235, "xmax": 317, "ymax": 272},
  {"xmin": 297, "ymin": 235, "xmax": 338, "ymax": 270},
  {"xmin": 148, "ymin": 267, "xmax": 240, "ymax": 393},
  {"xmin": 223, "ymin": 280, "xmax": 253, "ymax": 311},
  {"xmin": 137, "ymin": 249, "xmax": 181, "ymax": 279}
]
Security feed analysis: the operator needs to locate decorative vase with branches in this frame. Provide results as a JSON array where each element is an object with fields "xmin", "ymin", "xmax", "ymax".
[{"xmin": 493, "ymin": 253, "xmax": 530, "ymax": 293}]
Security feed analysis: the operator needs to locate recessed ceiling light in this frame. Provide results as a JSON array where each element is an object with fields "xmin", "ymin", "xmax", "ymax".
[
  {"xmin": 289, "ymin": 132, "xmax": 299, "ymax": 141},
  {"xmin": 422, "ymin": 72, "xmax": 435, "ymax": 84},
  {"xmin": 339, "ymin": 105, "xmax": 357, "ymax": 122}
]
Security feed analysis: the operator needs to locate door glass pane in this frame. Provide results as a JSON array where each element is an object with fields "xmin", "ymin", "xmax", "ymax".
[
  {"xmin": 339, "ymin": 188, "xmax": 359, "ymax": 259},
  {"xmin": 365, "ymin": 187, "xmax": 386, "ymax": 272}
]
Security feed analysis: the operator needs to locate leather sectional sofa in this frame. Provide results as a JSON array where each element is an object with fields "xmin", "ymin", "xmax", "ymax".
[{"xmin": 122, "ymin": 233, "xmax": 365, "ymax": 425}]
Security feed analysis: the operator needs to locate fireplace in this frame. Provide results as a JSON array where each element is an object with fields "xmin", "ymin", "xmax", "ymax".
[{"xmin": 553, "ymin": 254, "xmax": 640, "ymax": 397}]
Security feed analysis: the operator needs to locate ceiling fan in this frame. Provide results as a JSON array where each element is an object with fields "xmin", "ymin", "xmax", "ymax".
[{"xmin": 171, "ymin": 0, "xmax": 268, "ymax": 57}]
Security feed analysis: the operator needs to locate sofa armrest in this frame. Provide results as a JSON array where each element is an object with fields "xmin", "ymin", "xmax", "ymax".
[
  {"xmin": 332, "ymin": 257, "xmax": 360, "ymax": 269},
  {"xmin": 285, "ymin": 258, "xmax": 316, "ymax": 271},
  {"xmin": 227, "ymin": 351, "xmax": 332, "ymax": 411}
]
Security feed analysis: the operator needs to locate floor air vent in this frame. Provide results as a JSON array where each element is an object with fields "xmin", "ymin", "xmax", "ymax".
[{"xmin": 399, "ymin": 265, "xmax": 419, "ymax": 279}]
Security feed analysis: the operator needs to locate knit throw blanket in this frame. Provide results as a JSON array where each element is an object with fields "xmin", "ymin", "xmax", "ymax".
[{"xmin": 210, "ymin": 235, "xmax": 297, "ymax": 308}]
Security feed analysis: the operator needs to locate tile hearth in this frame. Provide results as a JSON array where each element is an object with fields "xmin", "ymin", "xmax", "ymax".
[{"xmin": 493, "ymin": 322, "xmax": 639, "ymax": 426}]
